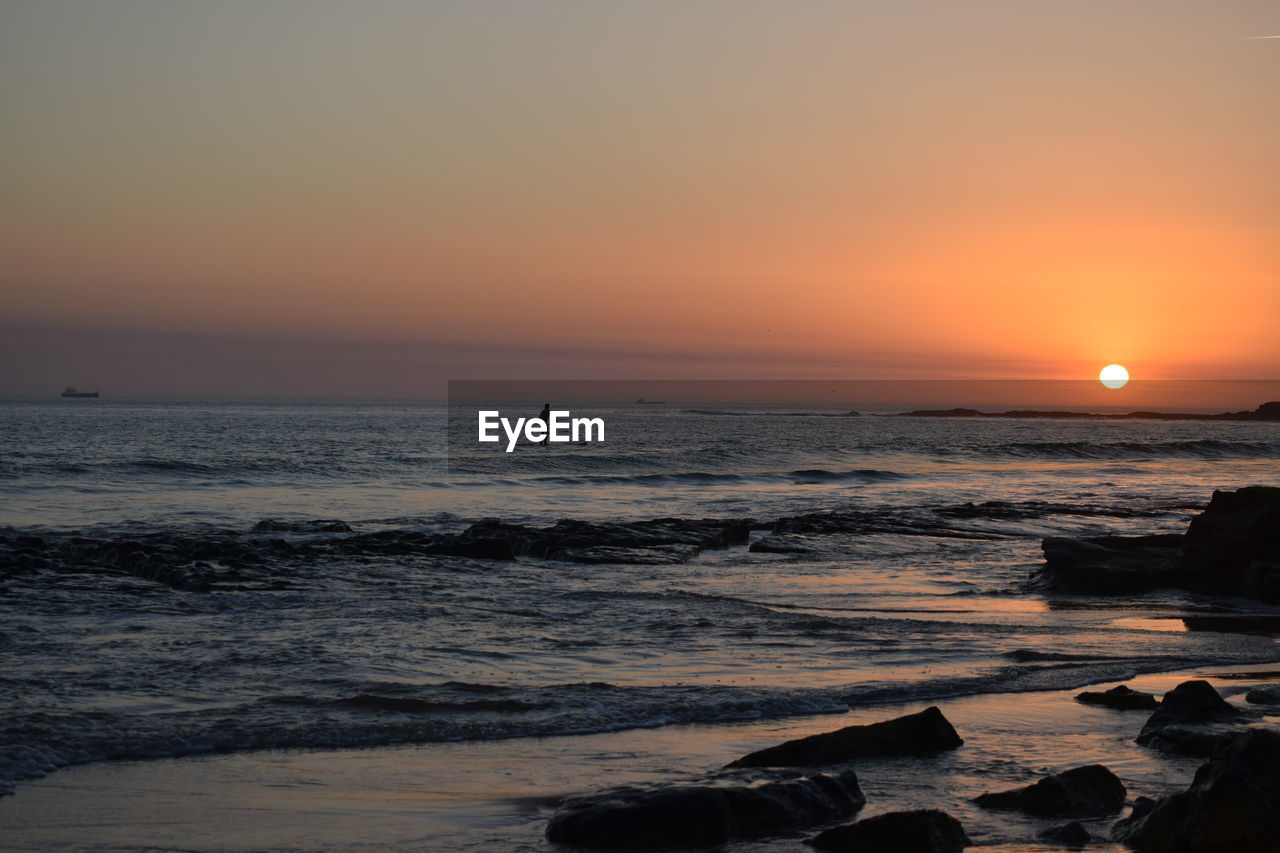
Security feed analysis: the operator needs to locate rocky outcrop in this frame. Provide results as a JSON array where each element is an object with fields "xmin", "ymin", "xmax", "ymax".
[
  {"xmin": 1135, "ymin": 680, "xmax": 1248, "ymax": 756},
  {"xmin": 728, "ymin": 707, "xmax": 962, "ymax": 768},
  {"xmin": 1112, "ymin": 729, "xmax": 1280, "ymax": 852},
  {"xmin": 545, "ymin": 769, "xmax": 866, "ymax": 848},
  {"xmin": 1038, "ymin": 821, "xmax": 1092, "ymax": 848},
  {"xmin": 974, "ymin": 764, "xmax": 1125, "ymax": 818},
  {"xmin": 1182, "ymin": 486, "xmax": 1280, "ymax": 601},
  {"xmin": 1245, "ymin": 685, "xmax": 1280, "ymax": 705},
  {"xmin": 251, "ymin": 519, "xmax": 353, "ymax": 533},
  {"xmin": 0, "ymin": 514, "xmax": 758, "ymax": 591},
  {"xmin": 464, "ymin": 517, "xmax": 752, "ymax": 564},
  {"xmin": 1036, "ymin": 487, "xmax": 1280, "ymax": 601},
  {"xmin": 1038, "ymin": 535, "xmax": 1187, "ymax": 593},
  {"xmin": 1141, "ymin": 681, "xmax": 1243, "ymax": 729},
  {"xmin": 1180, "ymin": 614, "xmax": 1280, "ymax": 635},
  {"xmin": 1075, "ymin": 684, "xmax": 1158, "ymax": 711},
  {"xmin": 336, "ymin": 529, "xmax": 516, "ymax": 560},
  {"xmin": 0, "ymin": 533, "xmax": 225, "ymax": 591},
  {"xmin": 809, "ymin": 809, "xmax": 970, "ymax": 852}
]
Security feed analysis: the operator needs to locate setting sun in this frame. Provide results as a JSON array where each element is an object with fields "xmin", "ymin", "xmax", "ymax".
[{"xmin": 1100, "ymin": 364, "xmax": 1130, "ymax": 389}]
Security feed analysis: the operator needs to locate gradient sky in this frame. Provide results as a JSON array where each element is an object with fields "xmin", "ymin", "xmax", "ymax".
[{"xmin": 2, "ymin": 1, "xmax": 1278, "ymax": 396}]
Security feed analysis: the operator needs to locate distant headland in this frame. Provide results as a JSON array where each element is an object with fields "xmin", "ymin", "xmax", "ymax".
[{"xmin": 901, "ymin": 401, "xmax": 1280, "ymax": 421}]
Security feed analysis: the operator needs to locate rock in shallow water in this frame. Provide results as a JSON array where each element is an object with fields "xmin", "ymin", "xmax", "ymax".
[
  {"xmin": 808, "ymin": 808, "xmax": 970, "ymax": 852},
  {"xmin": 1076, "ymin": 684, "xmax": 1159, "ymax": 711},
  {"xmin": 1038, "ymin": 535, "xmax": 1188, "ymax": 593},
  {"xmin": 727, "ymin": 706, "xmax": 963, "ymax": 768},
  {"xmin": 974, "ymin": 764, "xmax": 1126, "ymax": 818},
  {"xmin": 251, "ymin": 518, "xmax": 353, "ymax": 533},
  {"xmin": 545, "ymin": 769, "xmax": 866, "ymax": 848},
  {"xmin": 1036, "ymin": 486, "xmax": 1280, "ymax": 601},
  {"xmin": 1038, "ymin": 820, "xmax": 1092, "ymax": 848},
  {"xmin": 464, "ymin": 517, "xmax": 752, "ymax": 564},
  {"xmin": 1245, "ymin": 685, "xmax": 1280, "ymax": 704},
  {"xmin": 1183, "ymin": 486, "xmax": 1280, "ymax": 601},
  {"xmin": 1135, "ymin": 680, "xmax": 1249, "ymax": 755},
  {"xmin": 1113, "ymin": 729, "xmax": 1280, "ymax": 852}
]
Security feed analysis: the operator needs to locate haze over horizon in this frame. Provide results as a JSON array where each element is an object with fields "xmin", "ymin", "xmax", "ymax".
[{"xmin": 3, "ymin": 1, "xmax": 1278, "ymax": 397}]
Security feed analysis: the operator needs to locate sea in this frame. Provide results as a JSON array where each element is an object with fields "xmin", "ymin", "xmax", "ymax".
[{"xmin": 2, "ymin": 397, "xmax": 1279, "ymax": 847}]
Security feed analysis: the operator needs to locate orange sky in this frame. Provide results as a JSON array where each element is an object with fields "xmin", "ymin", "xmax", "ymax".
[{"xmin": 2, "ymin": 1, "xmax": 1278, "ymax": 395}]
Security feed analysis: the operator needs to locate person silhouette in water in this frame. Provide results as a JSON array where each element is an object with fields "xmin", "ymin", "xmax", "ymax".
[{"xmin": 535, "ymin": 403, "xmax": 552, "ymax": 445}]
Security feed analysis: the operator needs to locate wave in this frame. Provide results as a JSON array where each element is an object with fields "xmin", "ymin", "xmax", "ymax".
[
  {"xmin": 0, "ymin": 457, "xmax": 358, "ymax": 480},
  {"xmin": 4, "ymin": 651, "xmax": 1271, "ymax": 796},
  {"xmin": 789, "ymin": 468, "xmax": 908, "ymax": 483},
  {"xmin": 1003, "ymin": 649, "xmax": 1133, "ymax": 663},
  {"xmin": 516, "ymin": 469, "xmax": 910, "ymax": 487},
  {"xmin": 268, "ymin": 693, "xmax": 551, "ymax": 713}
]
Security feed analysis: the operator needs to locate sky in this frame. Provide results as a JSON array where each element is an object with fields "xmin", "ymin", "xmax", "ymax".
[{"xmin": 2, "ymin": 1, "xmax": 1278, "ymax": 397}]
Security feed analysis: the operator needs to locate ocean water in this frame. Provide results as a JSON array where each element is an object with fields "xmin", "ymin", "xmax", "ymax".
[{"xmin": 2, "ymin": 397, "xmax": 1279, "ymax": 845}]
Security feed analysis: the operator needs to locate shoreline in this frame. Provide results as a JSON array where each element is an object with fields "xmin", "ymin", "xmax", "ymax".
[
  {"xmin": 4, "ymin": 487, "xmax": 1278, "ymax": 808},
  {"xmin": 4, "ymin": 470, "xmax": 1276, "ymax": 849},
  {"xmin": 4, "ymin": 663, "xmax": 1278, "ymax": 851}
]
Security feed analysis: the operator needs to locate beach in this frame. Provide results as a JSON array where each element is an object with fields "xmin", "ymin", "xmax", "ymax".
[
  {"xmin": 2, "ymin": 398, "xmax": 1278, "ymax": 850},
  {"xmin": 6, "ymin": 666, "xmax": 1279, "ymax": 851},
  {"xmin": 7, "ymin": 1, "xmax": 1280, "ymax": 847}
]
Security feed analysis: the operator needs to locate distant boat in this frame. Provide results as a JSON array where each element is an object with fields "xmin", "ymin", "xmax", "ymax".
[
  {"xmin": 60, "ymin": 387, "xmax": 99, "ymax": 398},
  {"xmin": 635, "ymin": 397, "xmax": 666, "ymax": 404}
]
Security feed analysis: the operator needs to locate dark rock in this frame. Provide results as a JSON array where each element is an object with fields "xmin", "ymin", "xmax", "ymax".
[
  {"xmin": 1135, "ymin": 680, "xmax": 1248, "ymax": 756},
  {"xmin": 1240, "ymin": 561, "xmax": 1280, "ymax": 604},
  {"xmin": 251, "ymin": 519, "xmax": 353, "ymax": 533},
  {"xmin": 331, "ymin": 529, "xmax": 515, "ymax": 561},
  {"xmin": 1183, "ymin": 486, "xmax": 1280, "ymax": 601},
  {"xmin": 1038, "ymin": 821, "xmax": 1092, "ymax": 848},
  {"xmin": 973, "ymin": 764, "xmax": 1126, "ymax": 817},
  {"xmin": 1181, "ymin": 614, "xmax": 1280, "ymax": 636},
  {"xmin": 728, "ymin": 706, "xmax": 962, "ymax": 768},
  {"xmin": 1138, "ymin": 680, "xmax": 1241, "ymax": 736},
  {"xmin": 935, "ymin": 500, "xmax": 1026, "ymax": 519},
  {"xmin": 1038, "ymin": 535, "xmax": 1187, "ymax": 593},
  {"xmin": 1137, "ymin": 724, "xmax": 1244, "ymax": 758},
  {"xmin": 1033, "ymin": 486, "xmax": 1280, "ymax": 601},
  {"xmin": 1245, "ymin": 685, "xmax": 1280, "ymax": 705},
  {"xmin": 420, "ymin": 534, "xmax": 515, "ymax": 561},
  {"xmin": 545, "ymin": 769, "xmax": 865, "ymax": 848},
  {"xmin": 1075, "ymin": 684, "xmax": 1158, "ymax": 711},
  {"xmin": 464, "ymin": 517, "xmax": 752, "ymax": 563},
  {"xmin": 1113, "ymin": 728, "xmax": 1280, "ymax": 852},
  {"xmin": 809, "ymin": 809, "xmax": 970, "ymax": 852}
]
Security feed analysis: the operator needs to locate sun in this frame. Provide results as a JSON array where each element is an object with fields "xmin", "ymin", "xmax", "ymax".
[{"xmin": 1099, "ymin": 364, "xmax": 1129, "ymax": 389}]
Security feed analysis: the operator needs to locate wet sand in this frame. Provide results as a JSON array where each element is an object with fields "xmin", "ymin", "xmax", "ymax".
[{"xmin": 5, "ymin": 664, "xmax": 1278, "ymax": 852}]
